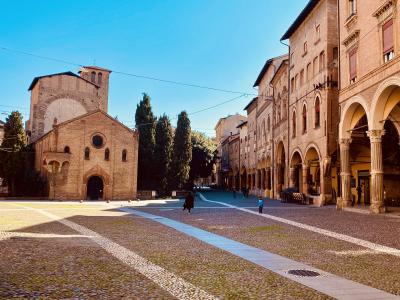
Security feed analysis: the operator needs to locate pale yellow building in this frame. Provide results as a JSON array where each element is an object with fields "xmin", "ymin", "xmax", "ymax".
[{"xmin": 214, "ymin": 114, "xmax": 246, "ymax": 187}]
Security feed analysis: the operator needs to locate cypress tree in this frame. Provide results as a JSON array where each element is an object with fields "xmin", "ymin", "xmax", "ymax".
[
  {"xmin": 0, "ymin": 111, "xmax": 26, "ymax": 196},
  {"xmin": 154, "ymin": 114, "xmax": 173, "ymax": 194},
  {"xmin": 171, "ymin": 111, "xmax": 192, "ymax": 189},
  {"xmin": 135, "ymin": 93, "xmax": 156, "ymax": 190}
]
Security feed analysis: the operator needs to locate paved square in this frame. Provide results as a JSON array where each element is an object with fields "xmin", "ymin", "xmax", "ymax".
[{"xmin": 1, "ymin": 191, "xmax": 399, "ymax": 299}]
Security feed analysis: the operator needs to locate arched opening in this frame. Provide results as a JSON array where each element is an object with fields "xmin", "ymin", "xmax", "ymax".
[
  {"xmin": 382, "ymin": 119, "xmax": 400, "ymax": 207},
  {"xmin": 305, "ymin": 147, "xmax": 321, "ymax": 196},
  {"xmin": 290, "ymin": 151, "xmax": 303, "ymax": 192},
  {"xmin": 64, "ymin": 146, "xmax": 70, "ymax": 154},
  {"xmin": 98, "ymin": 72, "xmax": 103, "ymax": 85},
  {"xmin": 350, "ymin": 114, "xmax": 371, "ymax": 206},
  {"xmin": 371, "ymin": 83, "xmax": 400, "ymax": 209},
  {"xmin": 262, "ymin": 168, "xmax": 266, "ymax": 190},
  {"xmin": 122, "ymin": 149, "xmax": 127, "ymax": 162},
  {"xmin": 235, "ymin": 172, "xmax": 240, "ymax": 191},
  {"xmin": 104, "ymin": 148, "xmax": 110, "ymax": 161},
  {"xmin": 276, "ymin": 142, "xmax": 286, "ymax": 195},
  {"xmin": 241, "ymin": 168, "xmax": 247, "ymax": 189},
  {"xmin": 84, "ymin": 147, "xmax": 90, "ymax": 160},
  {"xmin": 91, "ymin": 71, "xmax": 96, "ymax": 83},
  {"xmin": 87, "ymin": 176, "xmax": 104, "ymax": 200},
  {"xmin": 257, "ymin": 169, "xmax": 262, "ymax": 189}
]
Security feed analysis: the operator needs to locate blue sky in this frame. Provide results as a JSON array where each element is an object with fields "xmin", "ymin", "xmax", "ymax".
[{"xmin": 0, "ymin": 0, "xmax": 308, "ymax": 136}]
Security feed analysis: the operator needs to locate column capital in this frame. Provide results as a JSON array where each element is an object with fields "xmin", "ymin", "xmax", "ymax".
[
  {"xmin": 367, "ymin": 130, "xmax": 385, "ymax": 142},
  {"xmin": 339, "ymin": 138, "xmax": 352, "ymax": 147},
  {"xmin": 302, "ymin": 163, "xmax": 310, "ymax": 169}
]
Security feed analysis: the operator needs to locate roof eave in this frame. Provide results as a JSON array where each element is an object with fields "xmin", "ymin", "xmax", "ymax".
[{"xmin": 280, "ymin": 0, "xmax": 320, "ymax": 41}]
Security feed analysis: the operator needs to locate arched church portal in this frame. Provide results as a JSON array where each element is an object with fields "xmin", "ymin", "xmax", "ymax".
[{"xmin": 87, "ymin": 176, "xmax": 104, "ymax": 200}]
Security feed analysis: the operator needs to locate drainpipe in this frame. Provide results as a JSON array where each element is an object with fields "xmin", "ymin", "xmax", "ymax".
[
  {"xmin": 270, "ymin": 82, "xmax": 275, "ymax": 199},
  {"xmin": 281, "ymin": 40, "xmax": 291, "ymax": 190},
  {"xmin": 337, "ymin": 0, "xmax": 342, "ymax": 198}
]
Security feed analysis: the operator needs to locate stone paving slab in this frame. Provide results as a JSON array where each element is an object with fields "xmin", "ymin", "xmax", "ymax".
[{"xmin": 118, "ymin": 206, "xmax": 400, "ymax": 300}]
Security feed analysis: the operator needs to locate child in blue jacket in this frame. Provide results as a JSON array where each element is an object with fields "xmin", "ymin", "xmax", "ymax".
[{"xmin": 258, "ymin": 196, "xmax": 264, "ymax": 214}]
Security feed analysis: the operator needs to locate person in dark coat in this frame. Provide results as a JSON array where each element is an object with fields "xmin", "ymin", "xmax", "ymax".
[{"xmin": 183, "ymin": 191, "xmax": 195, "ymax": 213}]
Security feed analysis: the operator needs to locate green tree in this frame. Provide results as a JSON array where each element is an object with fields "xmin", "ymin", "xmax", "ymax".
[
  {"xmin": 0, "ymin": 111, "xmax": 27, "ymax": 196},
  {"xmin": 171, "ymin": 111, "xmax": 192, "ymax": 189},
  {"xmin": 154, "ymin": 114, "xmax": 173, "ymax": 194},
  {"xmin": 135, "ymin": 93, "xmax": 156, "ymax": 189},
  {"xmin": 189, "ymin": 131, "xmax": 217, "ymax": 185}
]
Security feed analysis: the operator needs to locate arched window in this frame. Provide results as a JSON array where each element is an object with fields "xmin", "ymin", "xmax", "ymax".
[
  {"xmin": 84, "ymin": 147, "xmax": 90, "ymax": 160},
  {"xmin": 91, "ymin": 71, "xmax": 96, "ymax": 83},
  {"xmin": 122, "ymin": 149, "xmax": 127, "ymax": 162},
  {"xmin": 277, "ymin": 102, "xmax": 281, "ymax": 122},
  {"xmin": 64, "ymin": 146, "xmax": 70, "ymax": 154},
  {"xmin": 104, "ymin": 148, "xmax": 110, "ymax": 161},
  {"xmin": 302, "ymin": 105, "xmax": 307, "ymax": 134},
  {"xmin": 98, "ymin": 72, "xmax": 102, "ymax": 85},
  {"xmin": 292, "ymin": 111, "xmax": 297, "ymax": 138},
  {"xmin": 262, "ymin": 120, "xmax": 266, "ymax": 144},
  {"xmin": 315, "ymin": 97, "xmax": 320, "ymax": 128}
]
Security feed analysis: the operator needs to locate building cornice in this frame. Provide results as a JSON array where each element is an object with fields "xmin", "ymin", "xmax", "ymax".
[
  {"xmin": 373, "ymin": 0, "xmax": 395, "ymax": 21},
  {"xmin": 342, "ymin": 30, "xmax": 360, "ymax": 48}
]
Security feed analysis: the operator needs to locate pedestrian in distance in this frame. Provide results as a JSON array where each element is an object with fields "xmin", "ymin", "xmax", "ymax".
[
  {"xmin": 233, "ymin": 189, "xmax": 236, "ymax": 198},
  {"xmin": 258, "ymin": 196, "xmax": 264, "ymax": 214},
  {"xmin": 183, "ymin": 191, "xmax": 195, "ymax": 214}
]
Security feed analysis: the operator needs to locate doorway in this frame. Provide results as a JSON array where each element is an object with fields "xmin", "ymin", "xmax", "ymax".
[
  {"xmin": 87, "ymin": 176, "xmax": 104, "ymax": 200},
  {"xmin": 357, "ymin": 171, "xmax": 370, "ymax": 205}
]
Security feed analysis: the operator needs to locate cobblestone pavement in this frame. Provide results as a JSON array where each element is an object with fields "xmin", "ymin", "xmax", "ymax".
[
  {"xmin": 133, "ymin": 191, "xmax": 400, "ymax": 296},
  {"xmin": 1, "ymin": 194, "xmax": 399, "ymax": 299},
  {"xmin": 0, "ymin": 205, "xmax": 173, "ymax": 299},
  {"xmin": 0, "ymin": 202, "xmax": 331, "ymax": 300}
]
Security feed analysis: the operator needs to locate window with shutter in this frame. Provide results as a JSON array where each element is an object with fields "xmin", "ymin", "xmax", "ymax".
[
  {"xmin": 315, "ymin": 97, "xmax": 320, "ymax": 128},
  {"xmin": 349, "ymin": 48, "xmax": 357, "ymax": 83},
  {"xmin": 292, "ymin": 111, "xmax": 297, "ymax": 138},
  {"xmin": 383, "ymin": 19, "xmax": 394, "ymax": 62},
  {"xmin": 302, "ymin": 105, "xmax": 307, "ymax": 134}
]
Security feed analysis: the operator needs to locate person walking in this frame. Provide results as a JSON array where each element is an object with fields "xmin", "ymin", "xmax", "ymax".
[
  {"xmin": 258, "ymin": 196, "xmax": 264, "ymax": 214},
  {"xmin": 183, "ymin": 191, "xmax": 195, "ymax": 214},
  {"xmin": 233, "ymin": 189, "xmax": 237, "ymax": 198}
]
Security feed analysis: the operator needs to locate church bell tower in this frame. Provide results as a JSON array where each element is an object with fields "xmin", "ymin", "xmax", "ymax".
[{"xmin": 79, "ymin": 66, "xmax": 111, "ymax": 112}]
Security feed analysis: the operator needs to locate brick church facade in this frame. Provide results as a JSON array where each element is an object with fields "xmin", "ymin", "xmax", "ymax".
[{"xmin": 27, "ymin": 66, "xmax": 138, "ymax": 200}]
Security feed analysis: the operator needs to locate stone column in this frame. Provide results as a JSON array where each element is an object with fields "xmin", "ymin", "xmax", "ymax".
[
  {"xmin": 340, "ymin": 138, "xmax": 352, "ymax": 208},
  {"xmin": 289, "ymin": 167, "xmax": 296, "ymax": 188},
  {"xmin": 302, "ymin": 164, "xmax": 309, "ymax": 195},
  {"xmin": 367, "ymin": 130, "xmax": 386, "ymax": 214}
]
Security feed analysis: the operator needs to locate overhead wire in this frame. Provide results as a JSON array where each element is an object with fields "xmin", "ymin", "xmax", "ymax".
[{"xmin": 0, "ymin": 46, "xmax": 256, "ymax": 96}]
